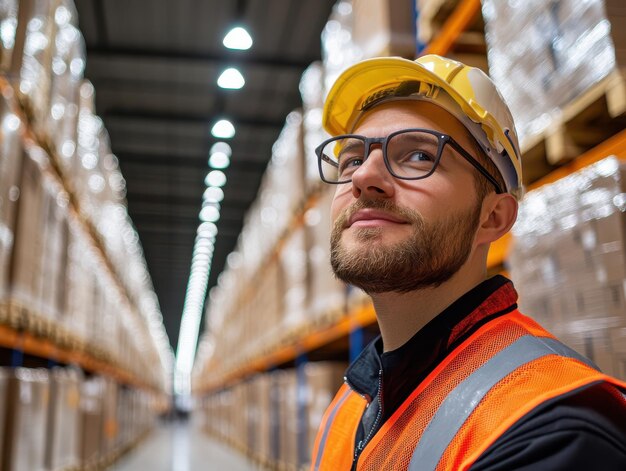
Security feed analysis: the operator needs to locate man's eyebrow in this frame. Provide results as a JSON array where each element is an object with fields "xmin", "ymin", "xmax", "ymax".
[{"xmin": 336, "ymin": 139, "xmax": 364, "ymax": 156}]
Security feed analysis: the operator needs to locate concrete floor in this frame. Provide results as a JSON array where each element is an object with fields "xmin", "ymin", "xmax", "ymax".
[{"xmin": 110, "ymin": 420, "xmax": 260, "ymax": 471}]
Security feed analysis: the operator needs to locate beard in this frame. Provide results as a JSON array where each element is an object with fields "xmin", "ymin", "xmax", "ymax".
[{"xmin": 330, "ymin": 198, "xmax": 482, "ymax": 293}]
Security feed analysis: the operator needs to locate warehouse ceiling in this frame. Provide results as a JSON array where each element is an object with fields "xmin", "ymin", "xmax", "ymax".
[{"xmin": 74, "ymin": 0, "xmax": 338, "ymax": 350}]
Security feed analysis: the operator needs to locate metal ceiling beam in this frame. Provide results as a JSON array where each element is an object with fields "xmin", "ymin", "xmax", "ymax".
[{"xmin": 86, "ymin": 46, "xmax": 319, "ymax": 70}]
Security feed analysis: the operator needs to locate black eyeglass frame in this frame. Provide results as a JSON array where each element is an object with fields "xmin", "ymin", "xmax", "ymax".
[{"xmin": 315, "ymin": 128, "xmax": 504, "ymax": 194}]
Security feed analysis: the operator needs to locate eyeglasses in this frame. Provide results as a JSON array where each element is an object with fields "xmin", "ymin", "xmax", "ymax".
[{"xmin": 315, "ymin": 128, "xmax": 503, "ymax": 194}]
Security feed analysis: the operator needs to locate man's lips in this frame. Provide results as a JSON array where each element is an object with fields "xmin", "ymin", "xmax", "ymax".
[{"xmin": 347, "ymin": 209, "xmax": 408, "ymax": 228}]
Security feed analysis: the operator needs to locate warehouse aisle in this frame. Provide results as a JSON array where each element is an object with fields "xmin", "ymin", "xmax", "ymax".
[{"xmin": 110, "ymin": 419, "xmax": 259, "ymax": 471}]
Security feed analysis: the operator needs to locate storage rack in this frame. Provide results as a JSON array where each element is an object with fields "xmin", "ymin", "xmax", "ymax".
[
  {"xmin": 0, "ymin": 73, "xmax": 167, "ymax": 395},
  {"xmin": 193, "ymin": 0, "xmax": 626, "ymax": 397}
]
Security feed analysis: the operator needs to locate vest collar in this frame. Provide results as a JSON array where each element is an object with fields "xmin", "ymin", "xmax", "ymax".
[{"xmin": 345, "ymin": 275, "xmax": 518, "ymax": 402}]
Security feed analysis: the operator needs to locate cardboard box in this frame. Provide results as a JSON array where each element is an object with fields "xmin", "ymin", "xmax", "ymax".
[
  {"xmin": 303, "ymin": 362, "xmax": 348, "ymax": 466},
  {"xmin": 0, "ymin": 368, "xmax": 8, "ymax": 464},
  {"xmin": 9, "ymin": 149, "xmax": 46, "ymax": 314},
  {"xmin": 0, "ymin": 93, "xmax": 24, "ymax": 300},
  {"xmin": 352, "ymin": 0, "xmax": 416, "ymax": 58},
  {"xmin": 305, "ymin": 186, "xmax": 347, "ymax": 322},
  {"xmin": 11, "ymin": 0, "xmax": 58, "ymax": 129},
  {"xmin": 79, "ymin": 376, "xmax": 105, "ymax": 467},
  {"xmin": 2, "ymin": 368, "xmax": 50, "ymax": 471},
  {"xmin": 0, "ymin": 1, "xmax": 19, "ymax": 72},
  {"xmin": 276, "ymin": 369, "xmax": 298, "ymax": 470},
  {"xmin": 100, "ymin": 378, "xmax": 119, "ymax": 458},
  {"xmin": 46, "ymin": 0, "xmax": 83, "ymax": 175},
  {"xmin": 45, "ymin": 368, "xmax": 81, "ymax": 471}
]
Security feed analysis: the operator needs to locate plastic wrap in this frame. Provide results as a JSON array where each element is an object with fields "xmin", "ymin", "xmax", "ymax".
[
  {"xmin": 321, "ymin": 1, "xmax": 364, "ymax": 98},
  {"xmin": 0, "ymin": 88, "xmax": 22, "ymax": 299},
  {"xmin": 0, "ymin": 0, "xmax": 18, "ymax": 72},
  {"xmin": 299, "ymin": 62, "xmax": 330, "ymax": 189},
  {"xmin": 510, "ymin": 157, "xmax": 626, "ymax": 379},
  {"xmin": 482, "ymin": 0, "xmax": 618, "ymax": 146},
  {"xmin": 16, "ymin": 0, "xmax": 57, "ymax": 126},
  {"xmin": 304, "ymin": 186, "xmax": 347, "ymax": 320},
  {"xmin": 48, "ymin": 0, "xmax": 85, "ymax": 178},
  {"xmin": 3, "ymin": 368, "xmax": 50, "ymax": 471}
]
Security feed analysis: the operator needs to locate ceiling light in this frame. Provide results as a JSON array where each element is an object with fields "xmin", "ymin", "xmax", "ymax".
[
  {"xmin": 199, "ymin": 205, "xmax": 220, "ymax": 223},
  {"xmin": 210, "ymin": 142, "xmax": 232, "ymax": 156},
  {"xmin": 223, "ymin": 26, "xmax": 253, "ymax": 50},
  {"xmin": 211, "ymin": 119, "xmax": 235, "ymax": 139},
  {"xmin": 209, "ymin": 151, "xmax": 230, "ymax": 169},
  {"xmin": 217, "ymin": 68, "xmax": 245, "ymax": 89},
  {"xmin": 197, "ymin": 222, "xmax": 218, "ymax": 237},
  {"xmin": 203, "ymin": 186, "xmax": 224, "ymax": 203},
  {"xmin": 205, "ymin": 170, "xmax": 227, "ymax": 187}
]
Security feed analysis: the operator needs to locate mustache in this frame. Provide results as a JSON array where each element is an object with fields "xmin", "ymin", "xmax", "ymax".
[{"xmin": 335, "ymin": 199, "xmax": 424, "ymax": 228}]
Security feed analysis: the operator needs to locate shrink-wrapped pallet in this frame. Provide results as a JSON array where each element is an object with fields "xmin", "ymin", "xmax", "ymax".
[
  {"xmin": 2, "ymin": 368, "xmax": 50, "ymax": 471},
  {"xmin": 278, "ymin": 369, "xmax": 299, "ymax": 470},
  {"xmin": 0, "ymin": 0, "xmax": 19, "ymax": 72},
  {"xmin": 79, "ymin": 376, "xmax": 105, "ymax": 468},
  {"xmin": 11, "ymin": 0, "xmax": 57, "ymax": 128},
  {"xmin": 321, "ymin": 0, "xmax": 415, "ymax": 97},
  {"xmin": 302, "ymin": 362, "xmax": 348, "ymax": 467},
  {"xmin": 300, "ymin": 62, "xmax": 329, "ymax": 190},
  {"xmin": 47, "ymin": 0, "xmax": 84, "ymax": 175},
  {"xmin": 305, "ymin": 186, "xmax": 348, "ymax": 323},
  {"xmin": 280, "ymin": 226, "xmax": 309, "ymax": 333},
  {"xmin": 510, "ymin": 157, "xmax": 626, "ymax": 379},
  {"xmin": 9, "ymin": 147, "xmax": 47, "ymax": 315},
  {"xmin": 0, "ymin": 90, "xmax": 23, "ymax": 300},
  {"xmin": 482, "ymin": 0, "xmax": 623, "ymax": 146},
  {"xmin": 101, "ymin": 378, "xmax": 119, "ymax": 457},
  {"xmin": 45, "ymin": 367, "xmax": 81, "ymax": 471},
  {"xmin": 0, "ymin": 368, "xmax": 8, "ymax": 465}
]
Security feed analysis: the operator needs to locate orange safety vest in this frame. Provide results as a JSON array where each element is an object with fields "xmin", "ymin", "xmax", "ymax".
[{"xmin": 310, "ymin": 310, "xmax": 626, "ymax": 471}]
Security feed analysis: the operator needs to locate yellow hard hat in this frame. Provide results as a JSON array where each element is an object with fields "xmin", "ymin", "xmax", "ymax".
[{"xmin": 322, "ymin": 55, "xmax": 523, "ymax": 197}]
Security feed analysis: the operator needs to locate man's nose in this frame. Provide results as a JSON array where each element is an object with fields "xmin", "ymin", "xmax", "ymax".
[{"xmin": 350, "ymin": 146, "xmax": 394, "ymax": 199}]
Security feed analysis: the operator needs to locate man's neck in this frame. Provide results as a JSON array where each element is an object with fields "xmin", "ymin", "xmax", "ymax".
[{"xmin": 371, "ymin": 267, "xmax": 486, "ymax": 352}]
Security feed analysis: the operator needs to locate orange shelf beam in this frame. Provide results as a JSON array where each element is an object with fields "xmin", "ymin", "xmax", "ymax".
[
  {"xmin": 421, "ymin": 0, "xmax": 482, "ymax": 56},
  {"xmin": 0, "ymin": 324, "xmax": 153, "ymax": 392}
]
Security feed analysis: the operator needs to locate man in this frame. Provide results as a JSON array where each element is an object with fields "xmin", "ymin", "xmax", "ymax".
[{"xmin": 310, "ymin": 55, "xmax": 626, "ymax": 470}]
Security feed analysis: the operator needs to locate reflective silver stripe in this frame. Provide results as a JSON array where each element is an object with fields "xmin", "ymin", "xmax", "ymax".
[
  {"xmin": 313, "ymin": 386, "xmax": 353, "ymax": 471},
  {"xmin": 408, "ymin": 335, "xmax": 599, "ymax": 471}
]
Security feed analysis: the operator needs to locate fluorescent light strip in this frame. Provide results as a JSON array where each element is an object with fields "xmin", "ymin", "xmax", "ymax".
[{"xmin": 175, "ymin": 230, "xmax": 217, "ymax": 389}]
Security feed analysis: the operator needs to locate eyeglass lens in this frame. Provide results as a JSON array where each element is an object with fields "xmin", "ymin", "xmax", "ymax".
[{"xmin": 319, "ymin": 130, "xmax": 442, "ymax": 182}]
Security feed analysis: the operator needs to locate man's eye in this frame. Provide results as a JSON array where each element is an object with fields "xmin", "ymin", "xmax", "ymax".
[
  {"xmin": 339, "ymin": 157, "xmax": 363, "ymax": 172},
  {"xmin": 407, "ymin": 151, "xmax": 434, "ymax": 162}
]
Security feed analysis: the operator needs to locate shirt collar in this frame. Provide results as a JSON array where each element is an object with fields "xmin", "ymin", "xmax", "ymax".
[{"xmin": 345, "ymin": 275, "xmax": 518, "ymax": 401}]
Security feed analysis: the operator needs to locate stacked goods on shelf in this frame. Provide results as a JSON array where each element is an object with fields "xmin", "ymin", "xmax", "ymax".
[
  {"xmin": 195, "ymin": 111, "xmax": 313, "ymax": 383},
  {"xmin": 0, "ymin": 369, "xmax": 5, "ymax": 464},
  {"xmin": 45, "ymin": 367, "xmax": 81, "ymax": 470},
  {"xmin": 482, "ymin": 0, "xmax": 626, "ymax": 164},
  {"xmin": 0, "ymin": 89, "xmax": 23, "ymax": 304},
  {"xmin": 201, "ymin": 362, "xmax": 347, "ymax": 471},
  {"xmin": 0, "ymin": 368, "xmax": 160, "ymax": 470},
  {"xmin": 9, "ymin": 142, "xmax": 68, "ymax": 324},
  {"xmin": 321, "ymin": 0, "xmax": 416, "ymax": 94},
  {"xmin": 0, "ymin": 0, "xmax": 171, "ymax": 393},
  {"xmin": 299, "ymin": 62, "xmax": 353, "ymax": 322},
  {"xmin": 1, "ymin": 368, "xmax": 50, "ymax": 471},
  {"xmin": 509, "ymin": 157, "xmax": 626, "ymax": 380}
]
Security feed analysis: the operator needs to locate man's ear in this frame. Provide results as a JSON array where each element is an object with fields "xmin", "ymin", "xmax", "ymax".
[{"xmin": 475, "ymin": 193, "xmax": 518, "ymax": 247}]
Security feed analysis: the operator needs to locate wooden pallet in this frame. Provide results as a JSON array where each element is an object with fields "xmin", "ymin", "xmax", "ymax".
[{"xmin": 522, "ymin": 69, "xmax": 626, "ymax": 185}]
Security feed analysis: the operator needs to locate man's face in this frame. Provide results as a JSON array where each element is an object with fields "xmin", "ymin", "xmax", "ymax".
[{"xmin": 329, "ymin": 100, "xmax": 485, "ymax": 293}]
